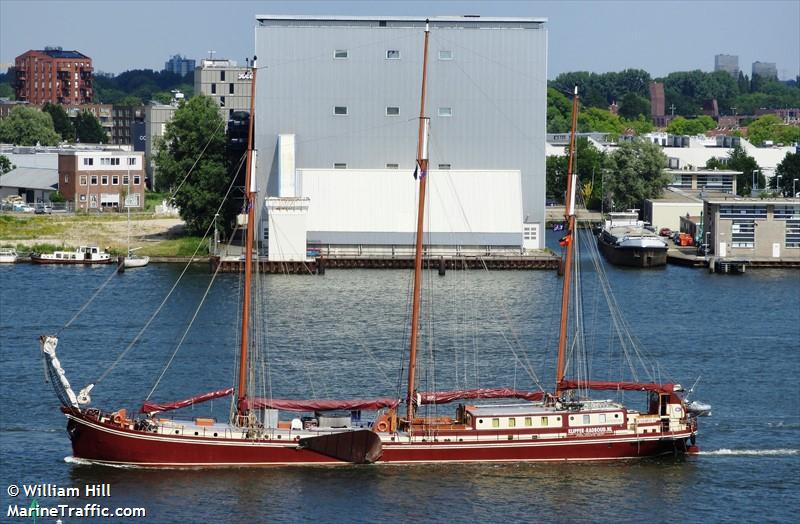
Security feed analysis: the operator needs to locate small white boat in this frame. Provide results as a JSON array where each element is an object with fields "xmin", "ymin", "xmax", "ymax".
[
  {"xmin": 123, "ymin": 250, "xmax": 150, "ymax": 268},
  {"xmin": 0, "ymin": 248, "xmax": 18, "ymax": 263}
]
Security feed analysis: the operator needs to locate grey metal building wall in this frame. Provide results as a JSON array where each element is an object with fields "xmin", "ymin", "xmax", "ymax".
[{"xmin": 254, "ymin": 15, "xmax": 547, "ymax": 244}]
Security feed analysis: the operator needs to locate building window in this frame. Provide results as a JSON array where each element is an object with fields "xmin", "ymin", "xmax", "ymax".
[
  {"xmin": 127, "ymin": 157, "xmax": 136, "ymax": 166},
  {"xmin": 90, "ymin": 175, "xmax": 98, "ymax": 185},
  {"xmin": 334, "ymin": 49, "xmax": 349, "ymax": 59},
  {"xmin": 83, "ymin": 157, "xmax": 93, "ymax": 166},
  {"xmin": 101, "ymin": 175, "xmax": 108, "ymax": 185},
  {"xmin": 523, "ymin": 225, "xmax": 538, "ymax": 242},
  {"xmin": 731, "ymin": 220, "xmax": 755, "ymax": 248},
  {"xmin": 211, "ymin": 83, "xmax": 216, "ymax": 94},
  {"xmin": 438, "ymin": 50, "xmax": 453, "ymax": 60},
  {"xmin": 491, "ymin": 418, "xmax": 500, "ymax": 428},
  {"xmin": 220, "ymin": 96, "xmax": 226, "ymax": 107},
  {"xmin": 220, "ymin": 70, "xmax": 225, "ymax": 81},
  {"xmin": 80, "ymin": 175, "xmax": 87, "ymax": 186},
  {"xmin": 112, "ymin": 175, "xmax": 119, "ymax": 185},
  {"xmin": 508, "ymin": 418, "xmax": 516, "ymax": 428},
  {"xmin": 386, "ymin": 106, "xmax": 400, "ymax": 116},
  {"xmin": 333, "ymin": 106, "xmax": 348, "ymax": 116},
  {"xmin": 386, "ymin": 163, "xmax": 399, "ymax": 169},
  {"xmin": 334, "ymin": 163, "xmax": 347, "ymax": 169},
  {"xmin": 64, "ymin": 174, "xmax": 69, "ymax": 183},
  {"xmin": 122, "ymin": 175, "xmax": 129, "ymax": 185},
  {"xmin": 386, "ymin": 49, "xmax": 400, "ymax": 60},
  {"xmin": 774, "ymin": 205, "xmax": 799, "ymax": 220},
  {"xmin": 438, "ymin": 107, "xmax": 452, "ymax": 117},
  {"xmin": 438, "ymin": 164, "xmax": 451, "ymax": 170},
  {"xmin": 79, "ymin": 194, "xmax": 86, "ymax": 202},
  {"xmin": 786, "ymin": 220, "xmax": 800, "ymax": 248},
  {"xmin": 229, "ymin": 83, "xmax": 234, "ymax": 94},
  {"xmin": 720, "ymin": 205, "xmax": 767, "ymax": 219},
  {"xmin": 133, "ymin": 175, "xmax": 141, "ymax": 185}
]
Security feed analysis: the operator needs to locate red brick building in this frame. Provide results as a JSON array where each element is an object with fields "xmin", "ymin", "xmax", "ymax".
[
  {"xmin": 15, "ymin": 47, "xmax": 93, "ymax": 105},
  {"xmin": 58, "ymin": 151, "xmax": 145, "ymax": 211}
]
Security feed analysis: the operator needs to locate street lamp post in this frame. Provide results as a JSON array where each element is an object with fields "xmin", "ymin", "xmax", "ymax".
[
  {"xmin": 794, "ymin": 178, "xmax": 799, "ymax": 200},
  {"xmin": 777, "ymin": 175, "xmax": 783, "ymax": 196}
]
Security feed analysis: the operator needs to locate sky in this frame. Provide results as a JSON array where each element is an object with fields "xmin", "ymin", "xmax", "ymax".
[{"xmin": 1, "ymin": 0, "xmax": 798, "ymax": 80}]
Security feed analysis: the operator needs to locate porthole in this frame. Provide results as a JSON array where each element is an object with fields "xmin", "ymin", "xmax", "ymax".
[
  {"xmin": 213, "ymin": 432, "xmax": 218, "ymax": 437},
  {"xmin": 277, "ymin": 435, "xmax": 282, "ymax": 439},
  {"xmin": 478, "ymin": 419, "xmax": 483, "ymax": 424},
  {"xmin": 194, "ymin": 432, "xmax": 199, "ymax": 436},
  {"xmin": 615, "ymin": 414, "xmax": 620, "ymax": 418},
  {"xmin": 174, "ymin": 430, "xmax": 179, "ymax": 434},
  {"xmin": 570, "ymin": 416, "xmax": 574, "ymax": 421}
]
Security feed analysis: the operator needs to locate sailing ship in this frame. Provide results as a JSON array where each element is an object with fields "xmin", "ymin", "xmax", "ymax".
[
  {"xmin": 41, "ymin": 22, "xmax": 706, "ymax": 467},
  {"xmin": 122, "ymin": 170, "xmax": 150, "ymax": 268},
  {"xmin": 597, "ymin": 211, "xmax": 668, "ymax": 267}
]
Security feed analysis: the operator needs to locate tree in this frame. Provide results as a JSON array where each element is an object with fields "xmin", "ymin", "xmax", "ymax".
[
  {"xmin": 74, "ymin": 110, "xmax": 108, "ymax": 143},
  {"xmin": 618, "ymin": 92, "xmax": 650, "ymax": 120},
  {"xmin": 578, "ymin": 107, "xmax": 625, "ymax": 135},
  {"xmin": 666, "ymin": 116, "xmax": 714, "ymax": 136},
  {"xmin": 774, "ymin": 152, "xmax": 800, "ymax": 196},
  {"xmin": 0, "ymin": 106, "xmax": 60, "ymax": 146},
  {"xmin": 154, "ymin": 95, "xmax": 235, "ymax": 235},
  {"xmin": 547, "ymin": 87, "xmax": 572, "ymax": 133},
  {"xmin": 746, "ymin": 114, "xmax": 800, "ymax": 146},
  {"xmin": 623, "ymin": 114, "xmax": 655, "ymax": 135},
  {"xmin": 546, "ymin": 138, "xmax": 607, "ymax": 208},
  {"xmin": 0, "ymin": 154, "xmax": 13, "ymax": 175},
  {"xmin": 42, "ymin": 103, "xmax": 75, "ymax": 141},
  {"xmin": 603, "ymin": 139, "xmax": 670, "ymax": 211},
  {"xmin": 721, "ymin": 145, "xmax": 762, "ymax": 196}
]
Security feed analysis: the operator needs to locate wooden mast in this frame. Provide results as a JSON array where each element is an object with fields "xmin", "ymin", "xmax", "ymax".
[
  {"xmin": 237, "ymin": 57, "xmax": 258, "ymax": 419},
  {"xmin": 555, "ymin": 87, "xmax": 580, "ymax": 396},
  {"xmin": 406, "ymin": 20, "xmax": 431, "ymax": 423}
]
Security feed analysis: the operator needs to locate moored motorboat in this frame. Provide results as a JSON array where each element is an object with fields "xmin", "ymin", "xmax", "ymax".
[
  {"xmin": 31, "ymin": 246, "xmax": 112, "ymax": 265},
  {"xmin": 0, "ymin": 247, "xmax": 17, "ymax": 263},
  {"xmin": 597, "ymin": 211, "xmax": 668, "ymax": 267}
]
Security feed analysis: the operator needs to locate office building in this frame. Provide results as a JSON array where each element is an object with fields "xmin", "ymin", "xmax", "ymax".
[
  {"xmin": 714, "ymin": 54, "xmax": 739, "ymax": 77},
  {"xmin": 164, "ymin": 54, "xmax": 196, "ymax": 77},
  {"xmin": 193, "ymin": 59, "xmax": 253, "ymax": 121}
]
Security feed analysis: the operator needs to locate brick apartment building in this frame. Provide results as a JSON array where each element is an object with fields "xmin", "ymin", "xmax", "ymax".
[
  {"xmin": 15, "ymin": 47, "xmax": 93, "ymax": 105},
  {"xmin": 58, "ymin": 151, "xmax": 145, "ymax": 211}
]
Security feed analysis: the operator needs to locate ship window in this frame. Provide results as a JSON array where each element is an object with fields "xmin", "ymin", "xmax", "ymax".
[
  {"xmin": 491, "ymin": 418, "xmax": 500, "ymax": 428},
  {"xmin": 556, "ymin": 416, "xmax": 561, "ymax": 422},
  {"xmin": 334, "ymin": 49, "xmax": 349, "ymax": 59},
  {"xmin": 583, "ymin": 414, "xmax": 590, "ymax": 424},
  {"xmin": 614, "ymin": 414, "xmax": 620, "ymax": 418},
  {"xmin": 508, "ymin": 418, "xmax": 516, "ymax": 428},
  {"xmin": 524, "ymin": 417, "xmax": 532, "ymax": 426},
  {"xmin": 598, "ymin": 414, "xmax": 606, "ymax": 423},
  {"xmin": 478, "ymin": 419, "xmax": 483, "ymax": 425},
  {"xmin": 541, "ymin": 416, "xmax": 548, "ymax": 427}
]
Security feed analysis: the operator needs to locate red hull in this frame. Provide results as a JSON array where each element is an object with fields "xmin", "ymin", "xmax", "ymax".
[{"xmin": 66, "ymin": 412, "xmax": 694, "ymax": 467}]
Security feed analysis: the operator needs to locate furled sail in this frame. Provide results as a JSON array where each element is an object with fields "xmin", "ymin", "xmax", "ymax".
[
  {"xmin": 140, "ymin": 387, "xmax": 235, "ymax": 414},
  {"xmin": 419, "ymin": 388, "xmax": 546, "ymax": 404},
  {"xmin": 558, "ymin": 379, "xmax": 676, "ymax": 394},
  {"xmin": 241, "ymin": 398, "xmax": 401, "ymax": 412}
]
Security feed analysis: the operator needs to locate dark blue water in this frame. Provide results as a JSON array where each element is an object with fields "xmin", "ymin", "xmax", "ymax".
[{"xmin": 1, "ymin": 240, "xmax": 798, "ymax": 523}]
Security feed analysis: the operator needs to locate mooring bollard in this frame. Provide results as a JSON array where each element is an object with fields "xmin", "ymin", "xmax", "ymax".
[{"xmin": 117, "ymin": 255, "xmax": 125, "ymax": 273}]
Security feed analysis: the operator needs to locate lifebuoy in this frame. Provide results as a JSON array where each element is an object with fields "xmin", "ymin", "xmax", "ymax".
[
  {"xmin": 112, "ymin": 413, "xmax": 124, "ymax": 424},
  {"xmin": 376, "ymin": 420, "xmax": 389, "ymax": 432}
]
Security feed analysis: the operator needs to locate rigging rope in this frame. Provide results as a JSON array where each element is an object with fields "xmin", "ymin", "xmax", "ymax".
[{"xmin": 95, "ymin": 154, "xmax": 244, "ymax": 386}]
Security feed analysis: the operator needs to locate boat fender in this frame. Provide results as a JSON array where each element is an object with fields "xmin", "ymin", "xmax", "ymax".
[{"xmin": 376, "ymin": 420, "xmax": 389, "ymax": 432}]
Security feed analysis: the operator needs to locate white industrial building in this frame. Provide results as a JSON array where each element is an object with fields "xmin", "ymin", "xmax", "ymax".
[{"xmin": 254, "ymin": 15, "xmax": 548, "ymax": 261}]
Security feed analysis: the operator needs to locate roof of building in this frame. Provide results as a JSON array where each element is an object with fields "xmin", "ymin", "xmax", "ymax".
[
  {"xmin": 23, "ymin": 49, "xmax": 89, "ymax": 60},
  {"xmin": 256, "ymin": 14, "xmax": 547, "ymax": 24},
  {"xmin": 648, "ymin": 188, "xmax": 729, "ymax": 204},
  {"xmin": 0, "ymin": 167, "xmax": 58, "ymax": 191},
  {"xmin": 665, "ymin": 169, "xmax": 742, "ymax": 176},
  {"xmin": 705, "ymin": 197, "xmax": 800, "ymax": 205}
]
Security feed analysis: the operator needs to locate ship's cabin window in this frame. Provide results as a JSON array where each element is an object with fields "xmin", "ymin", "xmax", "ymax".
[
  {"xmin": 598, "ymin": 414, "xmax": 606, "ymax": 423},
  {"xmin": 583, "ymin": 414, "xmax": 590, "ymax": 424},
  {"xmin": 508, "ymin": 418, "xmax": 516, "ymax": 428},
  {"xmin": 541, "ymin": 416, "xmax": 548, "ymax": 427},
  {"xmin": 491, "ymin": 418, "xmax": 500, "ymax": 428},
  {"xmin": 524, "ymin": 417, "xmax": 532, "ymax": 427}
]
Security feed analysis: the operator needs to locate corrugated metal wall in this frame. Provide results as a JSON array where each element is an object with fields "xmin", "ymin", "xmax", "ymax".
[{"xmin": 255, "ymin": 17, "xmax": 547, "ymax": 247}]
